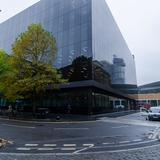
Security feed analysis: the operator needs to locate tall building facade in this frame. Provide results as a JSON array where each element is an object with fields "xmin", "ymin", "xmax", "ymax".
[{"xmin": 0, "ymin": 0, "xmax": 137, "ymax": 114}]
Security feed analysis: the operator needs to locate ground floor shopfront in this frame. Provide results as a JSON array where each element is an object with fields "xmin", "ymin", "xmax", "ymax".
[
  {"xmin": 0, "ymin": 81, "xmax": 136, "ymax": 115},
  {"xmin": 136, "ymin": 93, "xmax": 160, "ymax": 107}
]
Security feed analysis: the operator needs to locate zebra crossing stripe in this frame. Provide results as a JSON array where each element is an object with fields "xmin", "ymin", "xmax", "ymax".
[
  {"xmin": 103, "ymin": 142, "xmax": 115, "ymax": 145},
  {"xmin": 17, "ymin": 148, "xmax": 31, "ymax": 151},
  {"xmin": 119, "ymin": 141, "xmax": 130, "ymax": 144},
  {"xmin": 38, "ymin": 148, "xmax": 54, "ymax": 151},
  {"xmin": 63, "ymin": 144, "xmax": 76, "ymax": 147},
  {"xmin": 25, "ymin": 144, "xmax": 38, "ymax": 147},
  {"xmin": 132, "ymin": 139, "xmax": 142, "ymax": 142},
  {"xmin": 61, "ymin": 148, "xmax": 76, "ymax": 151},
  {"xmin": 43, "ymin": 144, "xmax": 57, "ymax": 147}
]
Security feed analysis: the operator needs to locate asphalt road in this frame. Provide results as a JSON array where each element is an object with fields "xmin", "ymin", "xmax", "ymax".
[{"xmin": 0, "ymin": 112, "xmax": 159, "ymax": 156}]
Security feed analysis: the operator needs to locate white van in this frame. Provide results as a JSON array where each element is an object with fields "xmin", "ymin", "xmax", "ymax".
[{"xmin": 147, "ymin": 107, "xmax": 160, "ymax": 121}]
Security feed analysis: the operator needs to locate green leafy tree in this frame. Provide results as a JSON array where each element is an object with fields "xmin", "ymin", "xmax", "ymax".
[
  {"xmin": 1, "ymin": 24, "xmax": 66, "ymax": 114},
  {"xmin": 0, "ymin": 50, "xmax": 10, "ymax": 76},
  {"xmin": 0, "ymin": 50, "xmax": 13, "ymax": 93}
]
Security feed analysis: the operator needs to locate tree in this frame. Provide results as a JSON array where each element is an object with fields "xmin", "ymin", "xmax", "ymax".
[
  {"xmin": 0, "ymin": 50, "xmax": 13, "ymax": 93},
  {"xmin": 0, "ymin": 50, "xmax": 10, "ymax": 76},
  {"xmin": 1, "ymin": 24, "xmax": 66, "ymax": 115}
]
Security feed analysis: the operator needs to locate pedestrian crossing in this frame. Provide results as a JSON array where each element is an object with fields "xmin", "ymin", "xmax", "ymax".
[
  {"xmin": 16, "ymin": 139, "xmax": 147, "ymax": 152},
  {"xmin": 14, "ymin": 137, "xmax": 160, "ymax": 154},
  {"xmin": 16, "ymin": 143, "xmax": 94, "ymax": 152}
]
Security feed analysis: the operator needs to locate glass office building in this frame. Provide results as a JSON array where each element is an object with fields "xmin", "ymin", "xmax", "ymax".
[{"xmin": 0, "ymin": 0, "xmax": 137, "ymax": 114}]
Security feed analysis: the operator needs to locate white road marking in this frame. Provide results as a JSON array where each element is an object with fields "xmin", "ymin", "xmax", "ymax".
[
  {"xmin": 17, "ymin": 148, "xmax": 31, "ymax": 151},
  {"xmin": 107, "ymin": 143, "xmax": 160, "ymax": 153},
  {"xmin": 25, "ymin": 144, "xmax": 38, "ymax": 147},
  {"xmin": 61, "ymin": 148, "xmax": 76, "ymax": 151},
  {"xmin": 73, "ymin": 147, "xmax": 89, "ymax": 154},
  {"xmin": 102, "ymin": 142, "xmax": 115, "ymax": 145},
  {"xmin": 2, "ymin": 124, "xmax": 35, "ymax": 129},
  {"xmin": 83, "ymin": 144, "xmax": 94, "ymax": 147},
  {"xmin": 43, "ymin": 144, "xmax": 57, "ymax": 147},
  {"xmin": 103, "ymin": 139, "xmax": 142, "ymax": 145},
  {"xmin": 74, "ymin": 144, "xmax": 94, "ymax": 154},
  {"xmin": 38, "ymin": 148, "xmax": 54, "ymax": 151},
  {"xmin": 148, "ymin": 127, "xmax": 160, "ymax": 139},
  {"xmin": 93, "ymin": 139, "xmax": 157, "ymax": 149},
  {"xmin": 115, "ymin": 139, "xmax": 158, "ymax": 147},
  {"xmin": 54, "ymin": 128, "xmax": 89, "ymax": 130},
  {"xmin": 119, "ymin": 141, "xmax": 130, "ymax": 144},
  {"xmin": 112, "ymin": 125, "xmax": 129, "ymax": 129},
  {"xmin": 99, "ymin": 118, "xmax": 160, "ymax": 127},
  {"xmin": 132, "ymin": 139, "xmax": 142, "ymax": 142},
  {"xmin": 63, "ymin": 144, "xmax": 76, "ymax": 147},
  {"xmin": 6, "ymin": 143, "xmax": 160, "ymax": 156}
]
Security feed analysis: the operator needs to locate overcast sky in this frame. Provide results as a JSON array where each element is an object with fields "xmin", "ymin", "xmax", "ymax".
[{"xmin": 0, "ymin": 0, "xmax": 159, "ymax": 85}]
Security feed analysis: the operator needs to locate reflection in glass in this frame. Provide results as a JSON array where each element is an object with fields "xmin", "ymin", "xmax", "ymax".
[{"xmin": 112, "ymin": 55, "xmax": 126, "ymax": 84}]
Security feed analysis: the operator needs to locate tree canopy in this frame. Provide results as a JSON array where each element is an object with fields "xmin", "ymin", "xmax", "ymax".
[
  {"xmin": 0, "ymin": 50, "xmax": 13, "ymax": 94},
  {"xmin": 0, "ymin": 24, "xmax": 66, "ymax": 112},
  {"xmin": 0, "ymin": 50, "xmax": 10, "ymax": 76}
]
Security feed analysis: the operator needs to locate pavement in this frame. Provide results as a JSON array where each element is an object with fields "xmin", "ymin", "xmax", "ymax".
[
  {"xmin": 0, "ymin": 110, "xmax": 137, "ymax": 122},
  {"xmin": 0, "ymin": 112, "xmax": 160, "ymax": 159}
]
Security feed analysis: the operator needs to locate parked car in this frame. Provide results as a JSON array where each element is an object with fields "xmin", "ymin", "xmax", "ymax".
[{"xmin": 146, "ymin": 107, "xmax": 160, "ymax": 121}]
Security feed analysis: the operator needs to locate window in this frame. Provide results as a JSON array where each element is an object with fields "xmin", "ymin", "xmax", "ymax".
[
  {"xmin": 74, "ymin": 43, "xmax": 81, "ymax": 58},
  {"xmin": 58, "ymin": 32, "xmax": 63, "ymax": 47},
  {"xmin": 63, "ymin": 14, "xmax": 69, "ymax": 31},
  {"xmin": 81, "ymin": 0, "xmax": 88, "ymax": 5},
  {"xmin": 68, "ymin": 45, "xmax": 75, "ymax": 63},
  {"xmin": 62, "ymin": 46, "xmax": 69, "ymax": 66},
  {"xmin": 55, "ymin": 48, "xmax": 62, "ymax": 68},
  {"xmin": 71, "ymin": 0, "xmax": 80, "ymax": 9},
  {"xmin": 69, "ymin": 11, "xmax": 75, "ymax": 29},
  {"xmin": 58, "ymin": 16, "xmax": 63, "ymax": 32},
  {"xmin": 63, "ymin": 30, "xmax": 69, "ymax": 46},
  {"xmin": 59, "ymin": 2, "xmax": 65, "ymax": 16},
  {"xmin": 69, "ymin": 28, "xmax": 74, "ymax": 44},
  {"xmin": 81, "ymin": 23, "xmax": 88, "ymax": 41},
  {"xmin": 81, "ymin": 6, "xmax": 88, "ymax": 24},
  {"xmin": 71, "ymin": 0, "xmax": 76, "ymax": 9},
  {"xmin": 75, "ymin": 8, "xmax": 81, "ymax": 26},
  {"xmin": 81, "ymin": 40, "xmax": 91, "ymax": 57},
  {"xmin": 53, "ymin": 3, "xmax": 60, "ymax": 18},
  {"xmin": 52, "ymin": 18, "xmax": 58, "ymax": 33},
  {"xmin": 74, "ymin": 26, "xmax": 81, "ymax": 43}
]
